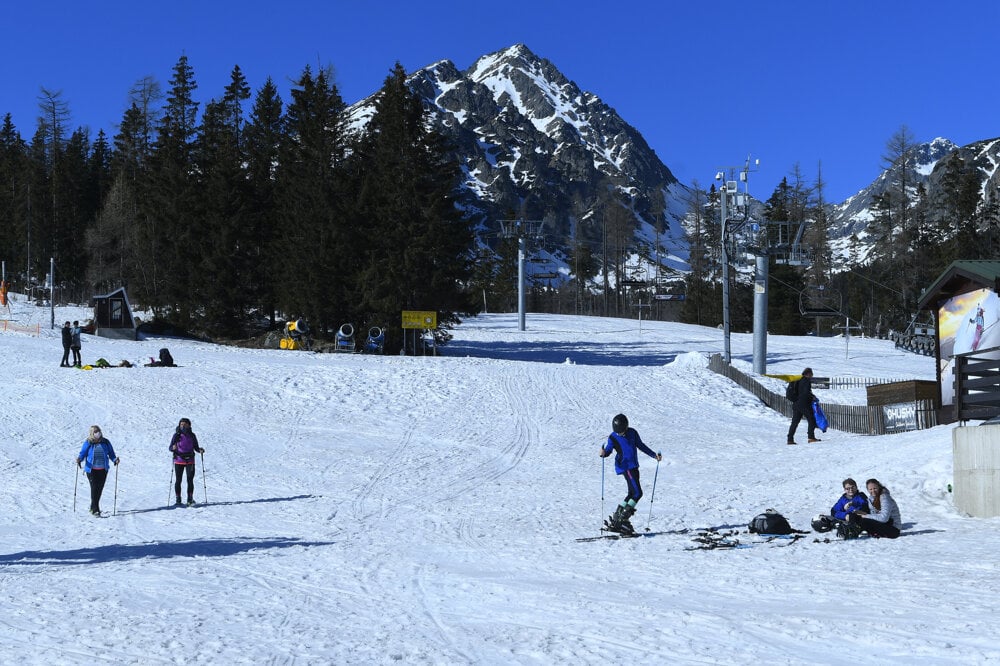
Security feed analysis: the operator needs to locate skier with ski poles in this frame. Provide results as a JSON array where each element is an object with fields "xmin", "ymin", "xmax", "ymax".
[
  {"xmin": 76, "ymin": 425, "xmax": 120, "ymax": 516},
  {"xmin": 169, "ymin": 418, "xmax": 205, "ymax": 506},
  {"xmin": 599, "ymin": 414, "xmax": 661, "ymax": 534}
]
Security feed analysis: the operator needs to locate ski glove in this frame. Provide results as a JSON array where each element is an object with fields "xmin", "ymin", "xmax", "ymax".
[{"xmin": 114, "ymin": 458, "xmax": 120, "ymax": 466}]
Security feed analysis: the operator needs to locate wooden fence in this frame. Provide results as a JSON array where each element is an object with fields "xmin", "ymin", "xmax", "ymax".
[
  {"xmin": 708, "ymin": 354, "xmax": 937, "ymax": 435},
  {"xmin": 954, "ymin": 345, "xmax": 1000, "ymax": 422}
]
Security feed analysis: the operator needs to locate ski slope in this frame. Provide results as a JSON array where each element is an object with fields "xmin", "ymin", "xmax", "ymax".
[{"xmin": 1, "ymin": 296, "xmax": 997, "ymax": 665}]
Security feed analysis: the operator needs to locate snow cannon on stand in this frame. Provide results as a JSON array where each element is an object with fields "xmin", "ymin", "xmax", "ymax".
[
  {"xmin": 364, "ymin": 326, "xmax": 385, "ymax": 354},
  {"xmin": 335, "ymin": 323, "xmax": 356, "ymax": 353},
  {"xmin": 280, "ymin": 318, "xmax": 310, "ymax": 350}
]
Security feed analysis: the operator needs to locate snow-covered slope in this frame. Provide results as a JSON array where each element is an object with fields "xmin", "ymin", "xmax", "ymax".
[{"xmin": 1, "ymin": 295, "xmax": 997, "ymax": 664}]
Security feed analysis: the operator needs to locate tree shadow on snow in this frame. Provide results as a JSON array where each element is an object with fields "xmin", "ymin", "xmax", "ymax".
[
  {"xmin": 0, "ymin": 536, "xmax": 335, "ymax": 566},
  {"xmin": 116, "ymin": 494, "xmax": 318, "ymax": 515},
  {"xmin": 447, "ymin": 339, "xmax": 681, "ymax": 366}
]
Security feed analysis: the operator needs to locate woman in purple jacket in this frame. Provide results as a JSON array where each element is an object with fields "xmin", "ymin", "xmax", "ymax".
[{"xmin": 169, "ymin": 418, "xmax": 205, "ymax": 506}]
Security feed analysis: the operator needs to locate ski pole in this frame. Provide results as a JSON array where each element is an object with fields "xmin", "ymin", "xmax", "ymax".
[
  {"xmin": 113, "ymin": 463, "xmax": 119, "ymax": 516},
  {"xmin": 73, "ymin": 462, "xmax": 79, "ymax": 512},
  {"xmin": 168, "ymin": 463, "xmax": 174, "ymax": 506},
  {"xmin": 200, "ymin": 451, "xmax": 208, "ymax": 504},
  {"xmin": 645, "ymin": 455, "xmax": 661, "ymax": 531},
  {"xmin": 601, "ymin": 454, "xmax": 605, "ymax": 530}
]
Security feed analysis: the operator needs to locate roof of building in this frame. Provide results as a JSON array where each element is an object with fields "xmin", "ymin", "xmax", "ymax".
[{"xmin": 918, "ymin": 260, "xmax": 1000, "ymax": 310}]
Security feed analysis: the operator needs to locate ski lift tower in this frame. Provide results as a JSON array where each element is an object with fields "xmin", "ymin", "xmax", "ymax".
[
  {"xmin": 716, "ymin": 156, "xmax": 758, "ymax": 366},
  {"xmin": 499, "ymin": 219, "xmax": 545, "ymax": 331}
]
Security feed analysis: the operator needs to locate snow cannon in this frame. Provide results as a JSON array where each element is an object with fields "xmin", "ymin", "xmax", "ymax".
[
  {"xmin": 280, "ymin": 318, "xmax": 309, "ymax": 350},
  {"xmin": 364, "ymin": 327, "xmax": 385, "ymax": 354},
  {"xmin": 336, "ymin": 323, "xmax": 356, "ymax": 353}
]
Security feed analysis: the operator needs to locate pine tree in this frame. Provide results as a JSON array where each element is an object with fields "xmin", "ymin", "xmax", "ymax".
[
  {"xmin": 187, "ymin": 65, "xmax": 254, "ymax": 337},
  {"xmin": 244, "ymin": 77, "xmax": 284, "ymax": 327},
  {"xmin": 145, "ymin": 54, "xmax": 200, "ymax": 320},
  {"xmin": 347, "ymin": 63, "xmax": 476, "ymax": 352},
  {"xmin": 0, "ymin": 115, "xmax": 29, "ymax": 286},
  {"xmin": 274, "ymin": 65, "xmax": 348, "ymax": 333}
]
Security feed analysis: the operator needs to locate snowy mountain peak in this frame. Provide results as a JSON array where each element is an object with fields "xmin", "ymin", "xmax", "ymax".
[{"xmin": 345, "ymin": 44, "xmax": 687, "ymax": 271}]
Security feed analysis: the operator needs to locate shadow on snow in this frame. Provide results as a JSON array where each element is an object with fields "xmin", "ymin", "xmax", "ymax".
[
  {"xmin": 115, "ymin": 494, "xmax": 318, "ymax": 515},
  {"xmin": 1, "ymin": 535, "xmax": 335, "ymax": 566},
  {"xmin": 447, "ymin": 339, "xmax": 680, "ymax": 366}
]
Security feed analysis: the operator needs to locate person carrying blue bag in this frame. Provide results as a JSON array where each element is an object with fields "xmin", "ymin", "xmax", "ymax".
[{"xmin": 786, "ymin": 367, "xmax": 821, "ymax": 444}]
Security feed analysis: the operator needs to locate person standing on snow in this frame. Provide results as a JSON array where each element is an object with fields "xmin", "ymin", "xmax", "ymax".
[
  {"xmin": 70, "ymin": 320, "xmax": 82, "ymax": 367},
  {"xmin": 599, "ymin": 414, "xmax": 661, "ymax": 534},
  {"xmin": 169, "ymin": 418, "xmax": 205, "ymax": 506},
  {"xmin": 76, "ymin": 425, "xmax": 120, "ymax": 516},
  {"xmin": 787, "ymin": 367, "xmax": 820, "ymax": 444},
  {"xmin": 60, "ymin": 321, "xmax": 72, "ymax": 367}
]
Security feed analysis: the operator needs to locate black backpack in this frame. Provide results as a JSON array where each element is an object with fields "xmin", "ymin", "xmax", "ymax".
[
  {"xmin": 785, "ymin": 380, "xmax": 799, "ymax": 402},
  {"xmin": 748, "ymin": 509, "xmax": 793, "ymax": 535}
]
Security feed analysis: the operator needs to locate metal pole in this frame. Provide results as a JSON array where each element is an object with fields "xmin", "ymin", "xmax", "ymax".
[
  {"xmin": 518, "ymin": 232, "xmax": 526, "ymax": 332},
  {"xmin": 645, "ymin": 456, "xmax": 661, "ymax": 531},
  {"xmin": 200, "ymin": 451, "xmax": 208, "ymax": 504},
  {"xmin": 601, "ymin": 454, "xmax": 605, "ymax": 531},
  {"xmin": 721, "ymin": 185, "xmax": 731, "ymax": 363},
  {"xmin": 49, "ymin": 257, "xmax": 55, "ymax": 330},
  {"xmin": 752, "ymin": 254, "xmax": 768, "ymax": 375}
]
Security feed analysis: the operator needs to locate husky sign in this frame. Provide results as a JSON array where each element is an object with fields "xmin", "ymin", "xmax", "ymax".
[{"xmin": 882, "ymin": 402, "xmax": 918, "ymax": 433}]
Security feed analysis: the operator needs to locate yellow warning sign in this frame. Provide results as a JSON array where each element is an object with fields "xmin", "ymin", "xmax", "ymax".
[{"xmin": 401, "ymin": 310, "xmax": 437, "ymax": 329}]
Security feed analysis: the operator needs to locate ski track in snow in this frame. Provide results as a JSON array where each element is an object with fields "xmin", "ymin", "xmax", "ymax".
[{"xmin": 2, "ymin": 303, "xmax": 1000, "ymax": 664}]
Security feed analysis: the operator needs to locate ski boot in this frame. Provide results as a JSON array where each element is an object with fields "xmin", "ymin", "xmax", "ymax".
[
  {"xmin": 605, "ymin": 504, "xmax": 628, "ymax": 533},
  {"xmin": 175, "ymin": 496, "xmax": 183, "ymax": 507},
  {"xmin": 620, "ymin": 504, "xmax": 637, "ymax": 535},
  {"xmin": 187, "ymin": 497, "xmax": 196, "ymax": 507}
]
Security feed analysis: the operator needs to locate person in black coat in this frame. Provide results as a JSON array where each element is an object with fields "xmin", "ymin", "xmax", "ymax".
[
  {"xmin": 60, "ymin": 321, "xmax": 72, "ymax": 367},
  {"xmin": 787, "ymin": 367, "xmax": 819, "ymax": 445}
]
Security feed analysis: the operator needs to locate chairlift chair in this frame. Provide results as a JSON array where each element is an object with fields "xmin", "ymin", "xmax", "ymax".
[{"xmin": 799, "ymin": 286, "xmax": 842, "ymax": 317}]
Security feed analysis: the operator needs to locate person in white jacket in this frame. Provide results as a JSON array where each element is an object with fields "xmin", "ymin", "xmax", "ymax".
[{"xmin": 853, "ymin": 478, "xmax": 902, "ymax": 539}]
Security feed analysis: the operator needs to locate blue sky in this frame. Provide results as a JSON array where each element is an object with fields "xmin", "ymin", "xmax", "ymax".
[{"xmin": 2, "ymin": 0, "xmax": 997, "ymax": 203}]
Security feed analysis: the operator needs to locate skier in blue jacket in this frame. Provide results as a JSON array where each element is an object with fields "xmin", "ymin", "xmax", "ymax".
[
  {"xmin": 76, "ymin": 425, "xmax": 120, "ymax": 516},
  {"xmin": 599, "ymin": 414, "xmax": 661, "ymax": 534}
]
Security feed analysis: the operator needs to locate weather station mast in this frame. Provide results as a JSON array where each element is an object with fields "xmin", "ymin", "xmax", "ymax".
[{"xmin": 499, "ymin": 218, "xmax": 545, "ymax": 332}]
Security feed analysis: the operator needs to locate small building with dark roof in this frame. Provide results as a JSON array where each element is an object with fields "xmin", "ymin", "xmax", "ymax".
[{"xmin": 91, "ymin": 287, "xmax": 138, "ymax": 341}]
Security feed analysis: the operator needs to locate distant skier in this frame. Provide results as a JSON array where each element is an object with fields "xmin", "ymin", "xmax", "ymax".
[
  {"xmin": 76, "ymin": 425, "xmax": 120, "ymax": 516},
  {"xmin": 599, "ymin": 414, "xmax": 661, "ymax": 534},
  {"xmin": 970, "ymin": 306, "xmax": 985, "ymax": 351},
  {"xmin": 169, "ymin": 418, "xmax": 205, "ymax": 506}
]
